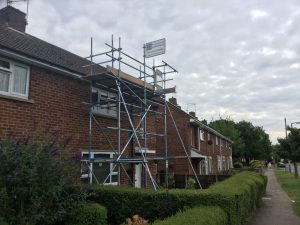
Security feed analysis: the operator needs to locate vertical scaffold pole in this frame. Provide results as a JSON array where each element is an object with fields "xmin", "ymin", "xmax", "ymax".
[
  {"xmin": 89, "ymin": 37, "xmax": 93, "ymax": 184},
  {"xmin": 117, "ymin": 37, "xmax": 121, "ymax": 185},
  {"xmin": 143, "ymin": 44, "xmax": 148, "ymax": 187},
  {"xmin": 163, "ymin": 65, "xmax": 169, "ymax": 189}
]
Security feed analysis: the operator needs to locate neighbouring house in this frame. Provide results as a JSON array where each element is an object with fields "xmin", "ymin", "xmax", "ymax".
[
  {"xmin": 156, "ymin": 97, "xmax": 233, "ymax": 180},
  {"xmin": 0, "ymin": 5, "xmax": 233, "ymax": 189}
]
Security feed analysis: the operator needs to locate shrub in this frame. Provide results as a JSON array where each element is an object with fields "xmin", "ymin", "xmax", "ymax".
[
  {"xmin": 0, "ymin": 134, "xmax": 86, "ymax": 225},
  {"xmin": 185, "ymin": 177, "xmax": 196, "ymax": 189},
  {"xmin": 152, "ymin": 206, "xmax": 227, "ymax": 225},
  {"xmin": 67, "ymin": 203, "xmax": 107, "ymax": 225},
  {"xmin": 250, "ymin": 160, "xmax": 262, "ymax": 169},
  {"xmin": 233, "ymin": 161, "xmax": 243, "ymax": 168},
  {"xmin": 85, "ymin": 171, "xmax": 267, "ymax": 225}
]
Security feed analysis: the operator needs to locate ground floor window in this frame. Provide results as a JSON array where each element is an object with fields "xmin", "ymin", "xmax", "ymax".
[
  {"xmin": 217, "ymin": 156, "xmax": 222, "ymax": 172},
  {"xmin": 81, "ymin": 151, "xmax": 118, "ymax": 185},
  {"xmin": 222, "ymin": 156, "xmax": 226, "ymax": 170},
  {"xmin": 208, "ymin": 156, "xmax": 212, "ymax": 174}
]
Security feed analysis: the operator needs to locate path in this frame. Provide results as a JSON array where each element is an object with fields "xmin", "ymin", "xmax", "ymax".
[{"xmin": 246, "ymin": 169, "xmax": 300, "ymax": 225}]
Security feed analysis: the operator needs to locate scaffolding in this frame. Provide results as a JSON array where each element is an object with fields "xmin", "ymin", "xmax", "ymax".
[{"xmin": 81, "ymin": 35, "xmax": 202, "ymax": 189}]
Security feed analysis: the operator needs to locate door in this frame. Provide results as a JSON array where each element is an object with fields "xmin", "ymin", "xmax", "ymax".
[{"xmin": 134, "ymin": 163, "xmax": 142, "ymax": 188}]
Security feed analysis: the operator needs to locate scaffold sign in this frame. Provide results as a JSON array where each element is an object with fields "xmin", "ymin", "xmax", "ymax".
[{"xmin": 144, "ymin": 38, "xmax": 166, "ymax": 58}]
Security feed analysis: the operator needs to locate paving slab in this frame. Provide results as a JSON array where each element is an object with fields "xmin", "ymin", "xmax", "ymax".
[{"xmin": 246, "ymin": 169, "xmax": 300, "ymax": 225}]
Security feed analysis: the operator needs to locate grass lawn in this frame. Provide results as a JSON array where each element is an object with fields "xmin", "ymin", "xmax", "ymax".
[{"xmin": 275, "ymin": 169, "xmax": 300, "ymax": 217}]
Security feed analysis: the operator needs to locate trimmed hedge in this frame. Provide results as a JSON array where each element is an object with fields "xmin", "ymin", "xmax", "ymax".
[
  {"xmin": 86, "ymin": 171, "xmax": 267, "ymax": 225},
  {"xmin": 67, "ymin": 203, "xmax": 107, "ymax": 225},
  {"xmin": 152, "ymin": 206, "xmax": 227, "ymax": 225}
]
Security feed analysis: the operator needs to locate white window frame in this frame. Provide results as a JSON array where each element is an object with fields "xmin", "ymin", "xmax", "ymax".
[
  {"xmin": 215, "ymin": 136, "xmax": 219, "ymax": 146},
  {"xmin": 200, "ymin": 129, "xmax": 204, "ymax": 141},
  {"xmin": 0, "ymin": 57, "xmax": 30, "ymax": 99},
  {"xmin": 81, "ymin": 151, "xmax": 118, "ymax": 185},
  {"xmin": 91, "ymin": 87, "xmax": 117, "ymax": 118},
  {"xmin": 208, "ymin": 156, "xmax": 212, "ymax": 174},
  {"xmin": 217, "ymin": 156, "xmax": 222, "ymax": 172},
  {"xmin": 222, "ymin": 156, "xmax": 226, "ymax": 170}
]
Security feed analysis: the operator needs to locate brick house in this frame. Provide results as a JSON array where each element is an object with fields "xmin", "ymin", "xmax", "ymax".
[
  {"xmin": 156, "ymin": 97, "xmax": 233, "ymax": 178},
  {"xmin": 0, "ymin": 5, "xmax": 159, "ymax": 188},
  {"xmin": 0, "ymin": 6, "xmax": 232, "ymax": 189}
]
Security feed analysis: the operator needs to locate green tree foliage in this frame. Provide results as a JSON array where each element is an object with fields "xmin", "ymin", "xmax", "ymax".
[
  {"xmin": 209, "ymin": 118, "xmax": 272, "ymax": 161},
  {"xmin": 277, "ymin": 127, "xmax": 300, "ymax": 177},
  {"xmin": 0, "ymin": 134, "xmax": 86, "ymax": 225},
  {"xmin": 235, "ymin": 121, "xmax": 272, "ymax": 161}
]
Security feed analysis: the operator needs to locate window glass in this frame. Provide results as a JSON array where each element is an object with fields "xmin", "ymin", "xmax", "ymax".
[
  {"xmin": 0, "ymin": 70, "xmax": 10, "ymax": 92},
  {"xmin": 92, "ymin": 88, "xmax": 117, "ymax": 118},
  {"xmin": 13, "ymin": 65, "xmax": 28, "ymax": 94},
  {"xmin": 200, "ymin": 129, "xmax": 204, "ymax": 141},
  {"xmin": 0, "ymin": 59, "xmax": 10, "ymax": 70},
  {"xmin": 93, "ymin": 162, "xmax": 110, "ymax": 183},
  {"xmin": 81, "ymin": 151, "xmax": 118, "ymax": 185}
]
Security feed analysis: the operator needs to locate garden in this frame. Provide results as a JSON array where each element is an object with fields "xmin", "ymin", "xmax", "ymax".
[{"xmin": 0, "ymin": 135, "xmax": 267, "ymax": 225}]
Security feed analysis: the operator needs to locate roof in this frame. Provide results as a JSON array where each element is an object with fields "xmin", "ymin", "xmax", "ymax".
[
  {"xmin": 0, "ymin": 24, "xmax": 105, "ymax": 75},
  {"xmin": 167, "ymin": 101, "xmax": 233, "ymax": 143}
]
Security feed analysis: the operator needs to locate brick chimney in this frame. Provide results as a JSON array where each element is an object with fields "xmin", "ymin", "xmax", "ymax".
[
  {"xmin": 0, "ymin": 6, "xmax": 27, "ymax": 32},
  {"xmin": 189, "ymin": 111, "xmax": 196, "ymax": 117},
  {"xmin": 169, "ymin": 97, "xmax": 177, "ymax": 105}
]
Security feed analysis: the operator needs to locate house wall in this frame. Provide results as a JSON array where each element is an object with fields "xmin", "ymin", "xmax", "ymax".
[
  {"xmin": 0, "ymin": 62, "xmax": 157, "ymax": 187},
  {"xmin": 156, "ymin": 101, "xmax": 232, "ymax": 177},
  {"xmin": 156, "ymin": 103, "xmax": 191, "ymax": 176}
]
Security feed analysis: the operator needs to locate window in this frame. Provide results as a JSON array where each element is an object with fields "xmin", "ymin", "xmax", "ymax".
[
  {"xmin": 208, "ymin": 133, "xmax": 210, "ymax": 140},
  {"xmin": 81, "ymin": 151, "xmax": 118, "ymax": 185},
  {"xmin": 222, "ymin": 156, "xmax": 226, "ymax": 170},
  {"xmin": 200, "ymin": 129, "xmax": 204, "ymax": 141},
  {"xmin": 221, "ymin": 139, "xmax": 223, "ymax": 147},
  {"xmin": 208, "ymin": 156, "xmax": 212, "ymax": 174},
  {"xmin": 0, "ymin": 58, "xmax": 30, "ymax": 98},
  {"xmin": 215, "ymin": 136, "xmax": 219, "ymax": 146},
  {"xmin": 217, "ymin": 156, "xmax": 222, "ymax": 172},
  {"xmin": 92, "ymin": 88, "xmax": 117, "ymax": 118}
]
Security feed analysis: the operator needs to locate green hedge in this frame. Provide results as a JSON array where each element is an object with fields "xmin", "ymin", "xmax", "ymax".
[
  {"xmin": 85, "ymin": 171, "xmax": 267, "ymax": 225},
  {"xmin": 153, "ymin": 206, "xmax": 227, "ymax": 225},
  {"xmin": 67, "ymin": 203, "xmax": 107, "ymax": 225}
]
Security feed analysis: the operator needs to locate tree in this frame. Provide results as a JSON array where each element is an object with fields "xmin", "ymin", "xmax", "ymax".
[
  {"xmin": 209, "ymin": 118, "xmax": 272, "ymax": 162},
  {"xmin": 235, "ymin": 121, "xmax": 272, "ymax": 162},
  {"xmin": 278, "ymin": 127, "xmax": 300, "ymax": 177}
]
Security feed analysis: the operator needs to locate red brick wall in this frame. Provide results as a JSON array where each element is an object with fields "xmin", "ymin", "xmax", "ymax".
[
  {"xmin": 155, "ymin": 101, "xmax": 232, "ymax": 176},
  {"xmin": 0, "ymin": 64, "xmax": 158, "ymax": 187}
]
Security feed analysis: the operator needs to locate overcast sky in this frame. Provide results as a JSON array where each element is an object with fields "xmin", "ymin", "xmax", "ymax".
[{"xmin": 3, "ymin": 0, "xmax": 300, "ymax": 143}]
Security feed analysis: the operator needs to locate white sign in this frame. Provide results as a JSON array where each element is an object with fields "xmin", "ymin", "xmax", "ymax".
[{"xmin": 144, "ymin": 38, "xmax": 166, "ymax": 58}]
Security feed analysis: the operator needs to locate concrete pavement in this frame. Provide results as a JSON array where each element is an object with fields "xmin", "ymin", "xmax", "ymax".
[{"xmin": 246, "ymin": 169, "xmax": 300, "ymax": 225}]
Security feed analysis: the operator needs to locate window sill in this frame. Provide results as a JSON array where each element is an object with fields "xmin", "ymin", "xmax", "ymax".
[
  {"xmin": 92, "ymin": 112, "xmax": 117, "ymax": 120},
  {"xmin": 0, "ymin": 93, "xmax": 35, "ymax": 104}
]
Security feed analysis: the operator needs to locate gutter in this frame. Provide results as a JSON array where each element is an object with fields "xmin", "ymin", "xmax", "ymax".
[
  {"xmin": 190, "ymin": 117, "xmax": 233, "ymax": 143},
  {"xmin": 0, "ymin": 48, "xmax": 87, "ymax": 81}
]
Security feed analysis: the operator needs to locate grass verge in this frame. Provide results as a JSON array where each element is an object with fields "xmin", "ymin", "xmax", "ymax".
[{"xmin": 275, "ymin": 169, "xmax": 300, "ymax": 217}]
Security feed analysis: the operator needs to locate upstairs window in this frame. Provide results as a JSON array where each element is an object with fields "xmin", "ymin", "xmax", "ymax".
[
  {"xmin": 91, "ymin": 88, "xmax": 117, "ymax": 118},
  {"xmin": 215, "ymin": 136, "xmax": 219, "ymax": 145},
  {"xmin": 0, "ymin": 58, "xmax": 30, "ymax": 99},
  {"xmin": 200, "ymin": 129, "xmax": 204, "ymax": 141}
]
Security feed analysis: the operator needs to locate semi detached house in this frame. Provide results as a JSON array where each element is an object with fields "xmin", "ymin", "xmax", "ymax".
[{"xmin": 0, "ymin": 6, "xmax": 233, "ymax": 189}]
